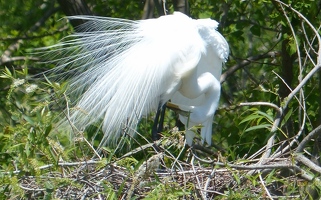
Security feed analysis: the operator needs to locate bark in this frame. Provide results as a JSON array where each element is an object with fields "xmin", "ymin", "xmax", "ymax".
[
  {"xmin": 142, "ymin": 0, "xmax": 189, "ymax": 19},
  {"xmin": 312, "ymin": 70, "xmax": 321, "ymax": 166},
  {"xmin": 153, "ymin": 0, "xmax": 166, "ymax": 16},
  {"xmin": 142, "ymin": 0, "xmax": 155, "ymax": 19},
  {"xmin": 173, "ymin": 0, "xmax": 189, "ymax": 16},
  {"xmin": 279, "ymin": 39, "xmax": 294, "ymax": 99},
  {"xmin": 278, "ymin": 38, "xmax": 296, "ymax": 139}
]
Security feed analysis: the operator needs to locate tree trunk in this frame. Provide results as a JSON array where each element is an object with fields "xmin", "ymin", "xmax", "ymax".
[
  {"xmin": 278, "ymin": 38, "xmax": 295, "ymax": 139},
  {"xmin": 142, "ymin": 0, "xmax": 155, "ymax": 19},
  {"xmin": 173, "ymin": 0, "xmax": 189, "ymax": 16}
]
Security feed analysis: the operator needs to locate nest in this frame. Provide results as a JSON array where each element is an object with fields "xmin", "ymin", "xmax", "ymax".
[
  {"xmin": 16, "ymin": 150, "xmax": 306, "ymax": 199},
  {"xmin": 19, "ymin": 162, "xmax": 234, "ymax": 199}
]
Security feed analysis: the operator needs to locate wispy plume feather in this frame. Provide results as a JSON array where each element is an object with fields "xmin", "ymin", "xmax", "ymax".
[{"xmin": 41, "ymin": 12, "xmax": 229, "ymax": 148}]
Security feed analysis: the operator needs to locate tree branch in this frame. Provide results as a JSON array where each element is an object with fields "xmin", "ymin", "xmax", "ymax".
[{"xmin": 220, "ymin": 51, "xmax": 280, "ymax": 83}]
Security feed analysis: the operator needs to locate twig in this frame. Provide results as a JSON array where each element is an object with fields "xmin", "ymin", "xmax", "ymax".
[
  {"xmin": 19, "ymin": 184, "xmax": 45, "ymax": 191},
  {"xmin": 204, "ymin": 167, "xmax": 216, "ymax": 197},
  {"xmin": 256, "ymin": 1, "xmax": 321, "ymax": 167},
  {"xmin": 62, "ymin": 92, "xmax": 101, "ymax": 159},
  {"xmin": 273, "ymin": 0, "xmax": 321, "ymax": 61},
  {"xmin": 196, "ymin": 187, "xmax": 228, "ymax": 196},
  {"xmin": 191, "ymin": 156, "xmax": 207, "ymax": 200},
  {"xmin": 259, "ymin": 173, "xmax": 273, "ymax": 200},
  {"xmin": 239, "ymin": 102, "xmax": 281, "ymax": 114},
  {"xmin": 296, "ymin": 124, "xmax": 321, "ymax": 153},
  {"xmin": 220, "ymin": 51, "xmax": 280, "ymax": 83},
  {"xmin": 1, "ymin": 160, "xmax": 102, "ymax": 175}
]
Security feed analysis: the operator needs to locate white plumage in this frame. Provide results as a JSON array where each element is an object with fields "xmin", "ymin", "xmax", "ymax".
[{"xmin": 46, "ymin": 12, "xmax": 229, "ymax": 148}]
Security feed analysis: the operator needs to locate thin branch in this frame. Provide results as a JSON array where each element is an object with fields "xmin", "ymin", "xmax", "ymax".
[
  {"xmin": 191, "ymin": 156, "xmax": 207, "ymax": 200},
  {"xmin": 259, "ymin": 173, "xmax": 273, "ymax": 200},
  {"xmin": 1, "ymin": 160, "xmax": 102, "ymax": 175},
  {"xmin": 19, "ymin": 184, "xmax": 45, "ymax": 192},
  {"xmin": 296, "ymin": 124, "xmax": 321, "ymax": 153},
  {"xmin": 281, "ymin": 64, "xmax": 321, "ymax": 114},
  {"xmin": 0, "ymin": 56, "xmax": 39, "ymax": 65},
  {"xmin": 239, "ymin": 102, "xmax": 281, "ymax": 114},
  {"xmin": 220, "ymin": 51, "xmax": 280, "ymax": 83},
  {"xmin": 295, "ymin": 154, "xmax": 321, "ymax": 174},
  {"xmin": 258, "ymin": 1, "xmax": 321, "ymax": 165},
  {"xmin": 273, "ymin": 0, "xmax": 321, "ymax": 64}
]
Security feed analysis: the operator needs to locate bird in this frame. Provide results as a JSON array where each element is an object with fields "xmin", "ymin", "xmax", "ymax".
[{"xmin": 43, "ymin": 12, "xmax": 229, "ymax": 148}]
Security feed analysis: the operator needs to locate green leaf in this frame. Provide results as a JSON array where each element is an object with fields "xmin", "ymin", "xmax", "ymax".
[
  {"xmin": 25, "ymin": 142, "xmax": 30, "ymax": 157},
  {"xmin": 44, "ymin": 125, "xmax": 52, "ymax": 138},
  {"xmin": 231, "ymin": 30, "xmax": 245, "ymax": 42},
  {"xmin": 23, "ymin": 115, "xmax": 34, "ymax": 125},
  {"xmin": 0, "ymin": 67, "xmax": 13, "ymax": 79},
  {"xmin": 45, "ymin": 181, "xmax": 54, "ymax": 192},
  {"xmin": 255, "ymin": 111, "xmax": 274, "ymax": 122},
  {"xmin": 282, "ymin": 107, "xmax": 293, "ymax": 126},
  {"xmin": 250, "ymin": 25, "xmax": 261, "ymax": 36},
  {"xmin": 239, "ymin": 114, "xmax": 261, "ymax": 124},
  {"xmin": 244, "ymin": 124, "xmax": 271, "ymax": 132}
]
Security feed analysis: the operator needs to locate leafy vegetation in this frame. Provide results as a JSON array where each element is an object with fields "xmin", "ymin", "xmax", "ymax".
[{"xmin": 1, "ymin": 0, "xmax": 321, "ymax": 199}]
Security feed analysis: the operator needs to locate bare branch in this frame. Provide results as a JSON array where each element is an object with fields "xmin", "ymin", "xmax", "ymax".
[
  {"xmin": 0, "ymin": 56, "xmax": 39, "ymax": 65},
  {"xmin": 273, "ymin": 0, "xmax": 321, "ymax": 63},
  {"xmin": 239, "ymin": 102, "xmax": 281, "ymax": 114},
  {"xmin": 296, "ymin": 124, "xmax": 321, "ymax": 153},
  {"xmin": 220, "ymin": 51, "xmax": 280, "ymax": 83},
  {"xmin": 296, "ymin": 154, "xmax": 321, "ymax": 174}
]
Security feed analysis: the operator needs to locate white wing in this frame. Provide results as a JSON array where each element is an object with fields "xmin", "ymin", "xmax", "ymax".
[{"xmin": 171, "ymin": 17, "xmax": 229, "ymax": 145}]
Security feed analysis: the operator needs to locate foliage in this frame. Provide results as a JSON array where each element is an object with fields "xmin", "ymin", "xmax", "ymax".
[{"xmin": 1, "ymin": 0, "xmax": 321, "ymax": 199}]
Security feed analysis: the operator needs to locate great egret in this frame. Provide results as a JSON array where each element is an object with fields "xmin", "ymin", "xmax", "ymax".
[{"xmin": 45, "ymin": 12, "xmax": 229, "ymax": 148}]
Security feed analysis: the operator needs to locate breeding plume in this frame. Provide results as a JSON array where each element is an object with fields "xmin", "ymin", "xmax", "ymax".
[{"xmin": 46, "ymin": 12, "xmax": 229, "ymax": 147}]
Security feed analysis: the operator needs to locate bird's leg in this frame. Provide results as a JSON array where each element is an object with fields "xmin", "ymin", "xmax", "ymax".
[
  {"xmin": 151, "ymin": 103, "xmax": 166, "ymax": 141},
  {"xmin": 158, "ymin": 103, "xmax": 166, "ymax": 133},
  {"xmin": 151, "ymin": 78, "xmax": 182, "ymax": 141}
]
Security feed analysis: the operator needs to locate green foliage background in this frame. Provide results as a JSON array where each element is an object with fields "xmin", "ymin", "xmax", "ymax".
[{"xmin": 1, "ymin": 0, "xmax": 321, "ymax": 198}]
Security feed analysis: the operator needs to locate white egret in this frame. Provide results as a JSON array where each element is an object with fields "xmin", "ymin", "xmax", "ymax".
[{"xmin": 45, "ymin": 12, "xmax": 229, "ymax": 148}]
